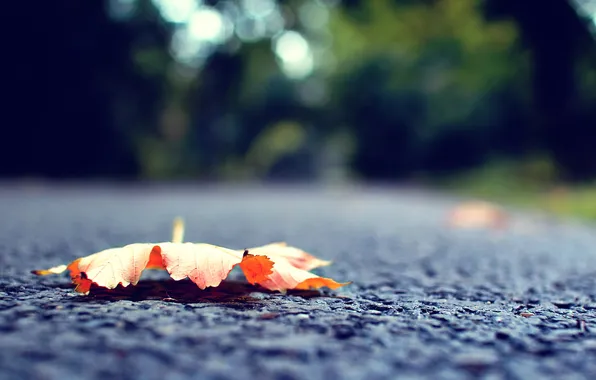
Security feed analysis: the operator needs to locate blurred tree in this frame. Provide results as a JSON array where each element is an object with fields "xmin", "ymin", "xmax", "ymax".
[
  {"xmin": 337, "ymin": 58, "xmax": 426, "ymax": 178},
  {"xmin": 4, "ymin": 0, "xmax": 171, "ymax": 178},
  {"xmin": 6, "ymin": 0, "xmax": 595, "ymax": 183},
  {"xmin": 483, "ymin": 0, "xmax": 596, "ymax": 180},
  {"xmin": 328, "ymin": 0, "xmax": 525, "ymax": 178},
  {"xmin": 189, "ymin": 50, "xmax": 244, "ymax": 179}
]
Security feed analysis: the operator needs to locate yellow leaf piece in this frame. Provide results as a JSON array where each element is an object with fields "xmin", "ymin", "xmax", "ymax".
[{"xmin": 31, "ymin": 264, "xmax": 67, "ymax": 276}]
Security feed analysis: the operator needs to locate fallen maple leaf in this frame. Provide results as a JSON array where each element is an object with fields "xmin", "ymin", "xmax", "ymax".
[{"xmin": 33, "ymin": 218, "xmax": 348, "ymax": 295}]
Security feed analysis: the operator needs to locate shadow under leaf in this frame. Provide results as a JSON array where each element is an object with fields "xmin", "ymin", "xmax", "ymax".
[{"xmin": 61, "ymin": 279, "xmax": 329, "ymax": 304}]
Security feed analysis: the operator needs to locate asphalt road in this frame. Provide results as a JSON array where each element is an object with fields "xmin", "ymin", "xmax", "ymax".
[{"xmin": 1, "ymin": 183, "xmax": 596, "ymax": 380}]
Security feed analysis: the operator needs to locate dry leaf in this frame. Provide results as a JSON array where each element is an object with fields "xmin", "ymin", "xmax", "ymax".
[{"xmin": 33, "ymin": 218, "xmax": 348, "ymax": 295}]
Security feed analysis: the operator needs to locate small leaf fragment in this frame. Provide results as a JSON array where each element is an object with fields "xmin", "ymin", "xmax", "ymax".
[{"xmin": 447, "ymin": 200, "xmax": 508, "ymax": 229}]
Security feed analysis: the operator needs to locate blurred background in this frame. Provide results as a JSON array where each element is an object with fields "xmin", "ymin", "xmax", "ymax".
[{"xmin": 5, "ymin": 0, "xmax": 596, "ymax": 217}]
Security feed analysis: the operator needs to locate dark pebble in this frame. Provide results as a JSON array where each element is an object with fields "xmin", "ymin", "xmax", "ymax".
[
  {"xmin": 552, "ymin": 301, "xmax": 575, "ymax": 309},
  {"xmin": 332, "ymin": 324, "xmax": 357, "ymax": 340}
]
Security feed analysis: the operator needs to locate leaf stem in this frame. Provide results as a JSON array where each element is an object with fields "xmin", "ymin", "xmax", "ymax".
[{"xmin": 172, "ymin": 217, "xmax": 185, "ymax": 243}]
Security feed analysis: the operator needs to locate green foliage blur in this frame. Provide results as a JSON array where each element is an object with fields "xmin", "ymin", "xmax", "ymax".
[{"xmin": 8, "ymin": 0, "xmax": 596, "ymax": 189}]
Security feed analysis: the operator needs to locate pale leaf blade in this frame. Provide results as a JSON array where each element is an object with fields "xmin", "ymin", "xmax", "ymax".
[
  {"xmin": 244, "ymin": 243, "xmax": 332, "ymax": 271},
  {"xmin": 76, "ymin": 243, "xmax": 155, "ymax": 289},
  {"xmin": 160, "ymin": 243, "xmax": 243, "ymax": 289}
]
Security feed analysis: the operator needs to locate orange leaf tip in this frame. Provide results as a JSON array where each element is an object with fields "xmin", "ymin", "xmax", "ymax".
[
  {"xmin": 73, "ymin": 271, "xmax": 93, "ymax": 295},
  {"xmin": 238, "ymin": 252, "xmax": 274, "ymax": 284},
  {"xmin": 146, "ymin": 245, "xmax": 166, "ymax": 270},
  {"xmin": 294, "ymin": 278, "xmax": 351, "ymax": 290}
]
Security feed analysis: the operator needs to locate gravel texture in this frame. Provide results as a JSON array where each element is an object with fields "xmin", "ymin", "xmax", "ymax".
[{"xmin": 1, "ymin": 184, "xmax": 596, "ymax": 380}]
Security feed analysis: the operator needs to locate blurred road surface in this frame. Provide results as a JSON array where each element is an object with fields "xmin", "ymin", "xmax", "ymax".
[{"xmin": 1, "ymin": 183, "xmax": 595, "ymax": 379}]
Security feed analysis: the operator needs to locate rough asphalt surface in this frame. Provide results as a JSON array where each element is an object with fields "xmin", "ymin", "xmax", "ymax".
[{"xmin": 1, "ymin": 184, "xmax": 596, "ymax": 380}]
